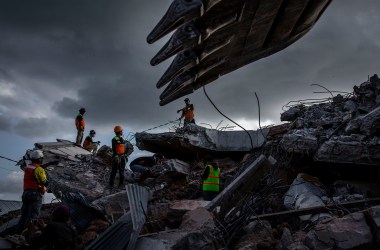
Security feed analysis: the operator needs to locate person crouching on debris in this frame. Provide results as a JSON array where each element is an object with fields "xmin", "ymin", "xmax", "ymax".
[
  {"xmin": 16, "ymin": 150, "xmax": 49, "ymax": 234},
  {"xmin": 129, "ymin": 153, "xmax": 165, "ymax": 184},
  {"xmin": 43, "ymin": 204, "xmax": 76, "ymax": 250},
  {"xmin": 75, "ymin": 107, "xmax": 86, "ymax": 146},
  {"xmin": 83, "ymin": 129, "xmax": 100, "ymax": 155},
  {"xmin": 109, "ymin": 125, "xmax": 128, "ymax": 188},
  {"xmin": 177, "ymin": 97, "xmax": 195, "ymax": 126},
  {"xmin": 202, "ymin": 155, "xmax": 220, "ymax": 201}
]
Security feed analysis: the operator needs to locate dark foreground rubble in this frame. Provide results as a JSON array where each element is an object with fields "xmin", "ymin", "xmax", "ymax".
[{"xmin": 1, "ymin": 75, "xmax": 380, "ymax": 249}]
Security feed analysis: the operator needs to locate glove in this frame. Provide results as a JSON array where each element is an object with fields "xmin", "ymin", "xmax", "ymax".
[
  {"xmin": 97, "ymin": 141, "xmax": 101, "ymax": 144},
  {"xmin": 114, "ymin": 155, "xmax": 119, "ymax": 159}
]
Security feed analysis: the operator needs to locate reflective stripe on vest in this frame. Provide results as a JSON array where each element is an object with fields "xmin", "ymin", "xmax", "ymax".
[
  {"xmin": 114, "ymin": 136, "xmax": 125, "ymax": 155},
  {"xmin": 203, "ymin": 164, "xmax": 220, "ymax": 192}
]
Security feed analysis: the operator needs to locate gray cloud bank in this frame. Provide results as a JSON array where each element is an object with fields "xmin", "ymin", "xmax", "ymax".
[{"xmin": 0, "ymin": 0, "xmax": 379, "ymax": 138}]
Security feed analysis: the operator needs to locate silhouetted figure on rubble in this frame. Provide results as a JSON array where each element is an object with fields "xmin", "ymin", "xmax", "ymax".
[
  {"xmin": 75, "ymin": 108, "xmax": 86, "ymax": 146},
  {"xmin": 43, "ymin": 204, "xmax": 76, "ymax": 250},
  {"xmin": 83, "ymin": 129, "xmax": 100, "ymax": 155},
  {"xmin": 16, "ymin": 150, "xmax": 48, "ymax": 234},
  {"xmin": 177, "ymin": 98, "xmax": 195, "ymax": 126},
  {"xmin": 109, "ymin": 125, "xmax": 128, "ymax": 188}
]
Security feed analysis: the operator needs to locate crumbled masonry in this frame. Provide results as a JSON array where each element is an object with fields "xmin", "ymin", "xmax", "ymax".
[{"xmin": 1, "ymin": 75, "xmax": 380, "ymax": 249}]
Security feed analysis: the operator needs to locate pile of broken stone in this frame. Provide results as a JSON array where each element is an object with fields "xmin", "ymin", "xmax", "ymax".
[{"xmin": 1, "ymin": 75, "xmax": 380, "ymax": 249}]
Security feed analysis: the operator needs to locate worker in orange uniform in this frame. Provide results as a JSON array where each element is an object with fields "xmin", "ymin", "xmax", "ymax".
[
  {"xmin": 202, "ymin": 155, "xmax": 220, "ymax": 201},
  {"xmin": 16, "ymin": 150, "xmax": 49, "ymax": 234},
  {"xmin": 83, "ymin": 129, "xmax": 100, "ymax": 155},
  {"xmin": 75, "ymin": 108, "xmax": 86, "ymax": 146},
  {"xmin": 177, "ymin": 98, "xmax": 195, "ymax": 126},
  {"xmin": 109, "ymin": 125, "xmax": 128, "ymax": 188}
]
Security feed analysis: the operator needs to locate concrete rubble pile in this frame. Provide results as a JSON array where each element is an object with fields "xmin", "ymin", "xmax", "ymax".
[{"xmin": 1, "ymin": 75, "xmax": 380, "ymax": 249}]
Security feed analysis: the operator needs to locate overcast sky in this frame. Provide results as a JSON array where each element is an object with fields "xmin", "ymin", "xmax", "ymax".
[{"xmin": 0, "ymin": 0, "xmax": 379, "ymax": 201}]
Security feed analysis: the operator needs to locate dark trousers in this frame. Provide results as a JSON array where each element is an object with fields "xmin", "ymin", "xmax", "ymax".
[
  {"xmin": 184, "ymin": 119, "xmax": 195, "ymax": 126},
  {"xmin": 76, "ymin": 128, "xmax": 84, "ymax": 145},
  {"xmin": 16, "ymin": 189, "xmax": 43, "ymax": 234},
  {"xmin": 109, "ymin": 156, "xmax": 127, "ymax": 187},
  {"xmin": 203, "ymin": 190, "xmax": 218, "ymax": 201}
]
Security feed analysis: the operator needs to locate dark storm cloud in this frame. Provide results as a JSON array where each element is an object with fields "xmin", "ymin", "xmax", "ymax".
[
  {"xmin": 0, "ymin": 0, "xmax": 379, "ymax": 137},
  {"xmin": 0, "ymin": 115, "xmax": 12, "ymax": 132}
]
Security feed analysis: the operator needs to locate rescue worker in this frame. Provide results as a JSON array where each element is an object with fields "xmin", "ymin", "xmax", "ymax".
[
  {"xmin": 16, "ymin": 150, "xmax": 48, "ymax": 234},
  {"xmin": 130, "ymin": 154, "xmax": 164, "ymax": 184},
  {"xmin": 202, "ymin": 155, "xmax": 220, "ymax": 201},
  {"xmin": 109, "ymin": 125, "xmax": 128, "ymax": 188},
  {"xmin": 43, "ymin": 204, "xmax": 76, "ymax": 250},
  {"xmin": 177, "ymin": 98, "xmax": 195, "ymax": 126},
  {"xmin": 75, "ymin": 107, "xmax": 86, "ymax": 146},
  {"xmin": 83, "ymin": 129, "xmax": 100, "ymax": 155}
]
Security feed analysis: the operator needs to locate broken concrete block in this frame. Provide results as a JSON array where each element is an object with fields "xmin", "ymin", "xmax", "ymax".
[
  {"xmin": 236, "ymin": 220, "xmax": 277, "ymax": 250},
  {"xmin": 280, "ymin": 130, "xmax": 318, "ymax": 155},
  {"xmin": 304, "ymin": 212, "xmax": 373, "ymax": 250},
  {"xmin": 281, "ymin": 106, "xmax": 303, "ymax": 122},
  {"xmin": 314, "ymin": 135, "xmax": 380, "ymax": 165},
  {"xmin": 343, "ymin": 100, "xmax": 357, "ymax": 112},
  {"xmin": 179, "ymin": 207, "xmax": 215, "ymax": 231},
  {"xmin": 284, "ymin": 174, "xmax": 332, "ymax": 222},
  {"xmin": 358, "ymin": 106, "xmax": 380, "ymax": 136}
]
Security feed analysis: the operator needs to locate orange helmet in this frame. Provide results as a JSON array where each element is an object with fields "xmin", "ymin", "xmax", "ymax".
[{"xmin": 114, "ymin": 125, "xmax": 123, "ymax": 133}]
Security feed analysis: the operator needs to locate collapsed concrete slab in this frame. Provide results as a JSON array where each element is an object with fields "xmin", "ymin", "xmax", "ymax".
[{"xmin": 135, "ymin": 124, "xmax": 269, "ymax": 160}]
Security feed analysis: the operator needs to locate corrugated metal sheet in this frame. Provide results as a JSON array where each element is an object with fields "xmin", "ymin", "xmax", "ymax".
[
  {"xmin": 0, "ymin": 200, "xmax": 22, "ymax": 216},
  {"xmin": 84, "ymin": 212, "xmax": 133, "ymax": 250},
  {"xmin": 126, "ymin": 184, "xmax": 148, "ymax": 250}
]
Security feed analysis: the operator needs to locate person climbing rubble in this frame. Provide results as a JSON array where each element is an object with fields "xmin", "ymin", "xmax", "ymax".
[
  {"xmin": 109, "ymin": 125, "xmax": 128, "ymax": 188},
  {"xmin": 75, "ymin": 107, "xmax": 86, "ymax": 146},
  {"xmin": 83, "ymin": 129, "xmax": 100, "ymax": 155},
  {"xmin": 16, "ymin": 150, "xmax": 49, "ymax": 234},
  {"xmin": 129, "ymin": 153, "xmax": 165, "ymax": 184},
  {"xmin": 177, "ymin": 97, "xmax": 195, "ymax": 126},
  {"xmin": 202, "ymin": 155, "xmax": 220, "ymax": 201}
]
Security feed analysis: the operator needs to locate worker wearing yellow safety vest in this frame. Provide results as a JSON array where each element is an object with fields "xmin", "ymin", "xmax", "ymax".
[
  {"xmin": 109, "ymin": 125, "xmax": 128, "ymax": 188},
  {"xmin": 16, "ymin": 150, "xmax": 48, "ymax": 234},
  {"xmin": 202, "ymin": 155, "xmax": 220, "ymax": 201},
  {"xmin": 177, "ymin": 98, "xmax": 195, "ymax": 126}
]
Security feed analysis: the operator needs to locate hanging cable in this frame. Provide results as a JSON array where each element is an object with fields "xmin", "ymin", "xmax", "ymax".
[
  {"xmin": 0, "ymin": 155, "xmax": 18, "ymax": 163},
  {"xmin": 254, "ymin": 92, "xmax": 266, "ymax": 140},
  {"xmin": 203, "ymin": 86, "xmax": 254, "ymax": 151}
]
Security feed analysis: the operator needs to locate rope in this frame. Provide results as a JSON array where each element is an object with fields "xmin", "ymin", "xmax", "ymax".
[
  {"xmin": 0, "ymin": 155, "xmax": 18, "ymax": 163},
  {"xmin": 128, "ymin": 119, "xmax": 181, "ymax": 141}
]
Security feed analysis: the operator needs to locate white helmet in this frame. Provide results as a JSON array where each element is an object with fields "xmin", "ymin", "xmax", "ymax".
[{"xmin": 30, "ymin": 150, "xmax": 44, "ymax": 160}]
